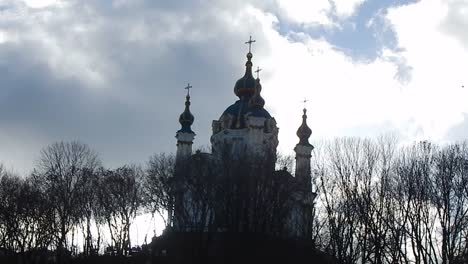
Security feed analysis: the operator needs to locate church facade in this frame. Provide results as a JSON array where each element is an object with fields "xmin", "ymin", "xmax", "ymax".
[{"xmin": 170, "ymin": 40, "xmax": 316, "ymax": 240}]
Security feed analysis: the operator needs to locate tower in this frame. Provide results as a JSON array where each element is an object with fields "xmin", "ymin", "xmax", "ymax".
[
  {"xmin": 294, "ymin": 107, "xmax": 314, "ymax": 191},
  {"xmin": 289, "ymin": 107, "xmax": 316, "ymax": 238},
  {"xmin": 172, "ymin": 84, "xmax": 195, "ymax": 229},
  {"xmin": 175, "ymin": 84, "xmax": 195, "ymax": 162},
  {"xmin": 211, "ymin": 37, "xmax": 278, "ymax": 161}
]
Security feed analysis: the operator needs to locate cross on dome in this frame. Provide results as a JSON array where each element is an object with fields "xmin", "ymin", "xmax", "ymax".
[
  {"xmin": 178, "ymin": 83, "xmax": 194, "ymax": 134},
  {"xmin": 245, "ymin": 36, "xmax": 256, "ymax": 53},
  {"xmin": 255, "ymin": 67, "xmax": 262, "ymax": 79},
  {"xmin": 302, "ymin": 98, "xmax": 309, "ymax": 109},
  {"xmin": 184, "ymin": 83, "xmax": 193, "ymax": 96}
]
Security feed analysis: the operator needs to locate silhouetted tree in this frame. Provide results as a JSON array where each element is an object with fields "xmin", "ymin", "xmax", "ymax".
[
  {"xmin": 431, "ymin": 143, "xmax": 468, "ymax": 264},
  {"xmin": 0, "ymin": 168, "xmax": 54, "ymax": 262},
  {"xmin": 96, "ymin": 165, "xmax": 145, "ymax": 256},
  {"xmin": 3, "ymin": 138, "xmax": 468, "ymax": 263},
  {"xmin": 33, "ymin": 141, "xmax": 100, "ymax": 262},
  {"xmin": 145, "ymin": 153, "xmax": 175, "ymax": 228},
  {"xmin": 171, "ymin": 149, "xmax": 297, "ymax": 236}
]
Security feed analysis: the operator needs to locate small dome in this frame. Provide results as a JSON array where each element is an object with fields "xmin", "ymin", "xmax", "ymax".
[
  {"xmin": 178, "ymin": 95, "xmax": 194, "ymax": 133},
  {"xmin": 248, "ymin": 78, "xmax": 265, "ymax": 109},
  {"xmin": 234, "ymin": 52, "xmax": 256, "ymax": 99},
  {"xmin": 297, "ymin": 108, "xmax": 312, "ymax": 146}
]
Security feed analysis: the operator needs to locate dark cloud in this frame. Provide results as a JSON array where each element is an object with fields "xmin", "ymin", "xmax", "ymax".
[{"xmin": 0, "ymin": 0, "xmax": 269, "ymax": 171}]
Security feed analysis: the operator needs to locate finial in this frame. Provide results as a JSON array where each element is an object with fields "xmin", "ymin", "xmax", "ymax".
[
  {"xmin": 245, "ymin": 35, "xmax": 256, "ymax": 53},
  {"xmin": 255, "ymin": 67, "xmax": 262, "ymax": 79},
  {"xmin": 248, "ymin": 71, "xmax": 265, "ymax": 108},
  {"xmin": 178, "ymin": 83, "xmax": 195, "ymax": 134},
  {"xmin": 184, "ymin": 83, "xmax": 192, "ymax": 97},
  {"xmin": 302, "ymin": 98, "xmax": 309, "ymax": 109}
]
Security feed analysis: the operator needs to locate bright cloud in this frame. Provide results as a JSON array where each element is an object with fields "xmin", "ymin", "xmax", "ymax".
[
  {"xmin": 333, "ymin": 0, "xmax": 366, "ymax": 17},
  {"xmin": 385, "ymin": 0, "xmax": 468, "ymax": 141},
  {"xmin": 0, "ymin": 0, "xmax": 467, "ymax": 174},
  {"xmin": 276, "ymin": 0, "xmax": 366, "ymax": 26},
  {"xmin": 23, "ymin": 0, "xmax": 59, "ymax": 8},
  {"xmin": 248, "ymin": 0, "xmax": 468, "ymax": 154}
]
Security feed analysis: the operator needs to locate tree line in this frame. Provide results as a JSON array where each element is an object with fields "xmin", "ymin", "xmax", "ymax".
[
  {"xmin": 0, "ymin": 141, "xmax": 164, "ymax": 262},
  {"xmin": 311, "ymin": 137, "xmax": 468, "ymax": 264},
  {"xmin": 1, "ymin": 138, "xmax": 468, "ymax": 263}
]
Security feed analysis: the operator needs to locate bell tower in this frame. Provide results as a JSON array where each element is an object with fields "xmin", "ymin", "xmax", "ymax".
[
  {"xmin": 175, "ymin": 83, "xmax": 195, "ymax": 162},
  {"xmin": 294, "ymin": 107, "xmax": 314, "ymax": 191}
]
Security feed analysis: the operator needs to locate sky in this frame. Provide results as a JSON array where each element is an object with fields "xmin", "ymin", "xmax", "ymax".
[{"xmin": 1, "ymin": 0, "xmax": 468, "ymax": 175}]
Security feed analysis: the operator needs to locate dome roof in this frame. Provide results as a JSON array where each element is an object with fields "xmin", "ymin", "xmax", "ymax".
[
  {"xmin": 234, "ymin": 52, "xmax": 256, "ymax": 99},
  {"xmin": 223, "ymin": 100, "xmax": 271, "ymax": 118},
  {"xmin": 248, "ymin": 77, "xmax": 265, "ymax": 109},
  {"xmin": 178, "ymin": 95, "xmax": 194, "ymax": 133},
  {"xmin": 296, "ymin": 108, "xmax": 312, "ymax": 146},
  {"xmin": 221, "ymin": 47, "xmax": 272, "ymax": 128}
]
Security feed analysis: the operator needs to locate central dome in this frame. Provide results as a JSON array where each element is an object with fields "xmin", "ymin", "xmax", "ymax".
[
  {"xmin": 223, "ymin": 100, "xmax": 271, "ymax": 118},
  {"xmin": 234, "ymin": 52, "xmax": 256, "ymax": 98}
]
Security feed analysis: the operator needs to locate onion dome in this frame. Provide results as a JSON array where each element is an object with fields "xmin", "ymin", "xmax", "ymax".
[
  {"xmin": 249, "ymin": 77, "xmax": 265, "ymax": 108},
  {"xmin": 178, "ymin": 94, "xmax": 194, "ymax": 133},
  {"xmin": 297, "ymin": 108, "xmax": 312, "ymax": 146},
  {"xmin": 234, "ymin": 52, "xmax": 256, "ymax": 99},
  {"xmin": 245, "ymin": 77, "xmax": 271, "ymax": 118}
]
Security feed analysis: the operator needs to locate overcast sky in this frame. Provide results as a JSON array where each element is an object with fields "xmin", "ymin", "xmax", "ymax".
[{"xmin": 1, "ymin": 0, "xmax": 467, "ymax": 174}]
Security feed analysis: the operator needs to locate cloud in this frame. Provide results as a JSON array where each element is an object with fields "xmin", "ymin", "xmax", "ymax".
[
  {"xmin": 248, "ymin": 0, "xmax": 468, "ymax": 153},
  {"xmin": 385, "ymin": 0, "xmax": 468, "ymax": 141},
  {"xmin": 0, "ymin": 0, "xmax": 467, "ymax": 174},
  {"xmin": 0, "ymin": 0, "xmax": 259, "ymax": 172},
  {"xmin": 22, "ymin": 0, "xmax": 60, "ymax": 9},
  {"xmin": 276, "ymin": 0, "xmax": 365, "ymax": 26},
  {"xmin": 446, "ymin": 113, "xmax": 468, "ymax": 142}
]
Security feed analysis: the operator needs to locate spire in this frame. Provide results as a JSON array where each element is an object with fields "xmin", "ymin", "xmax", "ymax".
[
  {"xmin": 234, "ymin": 36, "xmax": 257, "ymax": 99},
  {"xmin": 178, "ymin": 83, "xmax": 194, "ymax": 134},
  {"xmin": 296, "ymin": 108, "xmax": 312, "ymax": 146}
]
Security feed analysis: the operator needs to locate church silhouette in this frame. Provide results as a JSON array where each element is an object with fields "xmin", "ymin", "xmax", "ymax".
[{"xmin": 152, "ymin": 37, "xmax": 333, "ymax": 261}]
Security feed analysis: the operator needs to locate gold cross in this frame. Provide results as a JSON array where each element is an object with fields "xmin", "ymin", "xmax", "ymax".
[
  {"xmin": 302, "ymin": 98, "xmax": 309, "ymax": 108},
  {"xmin": 245, "ymin": 35, "xmax": 256, "ymax": 53},
  {"xmin": 184, "ymin": 83, "xmax": 192, "ymax": 96},
  {"xmin": 255, "ymin": 67, "xmax": 262, "ymax": 79}
]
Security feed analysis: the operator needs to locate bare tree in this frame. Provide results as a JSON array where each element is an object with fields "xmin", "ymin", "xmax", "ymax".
[
  {"xmin": 0, "ymin": 169, "xmax": 55, "ymax": 262},
  {"xmin": 145, "ymin": 153, "xmax": 175, "ymax": 228},
  {"xmin": 170, "ymin": 149, "xmax": 296, "ymax": 236},
  {"xmin": 33, "ymin": 141, "xmax": 100, "ymax": 261},
  {"xmin": 0, "ymin": 171, "xmax": 23, "ymax": 252},
  {"xmin": 96, "ymin": 165, "xmax": 145, "ymax": 256},
  {"xmin": 431, "ymin": 143, "xmax": 468, "ymax": 264}
]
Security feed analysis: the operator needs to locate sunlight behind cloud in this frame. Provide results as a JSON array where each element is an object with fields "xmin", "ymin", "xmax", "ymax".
[
  {"xmin": 276, "ymin": 0, "xmax": 366, "ymax": 26},
  {"xmin": 249, "ymin": 0, "xmax": 468, "ymax": 153},
  {"xmin": 276, "ymin": 0, "xmax": 331, "ymax": 25},
  {"xmin": 23, "ymin": 0, "xmax": 58, "ymax": 8},
  {"xmin": 0, "ymin": 31, "xmax": 6, "ymax": 43},
  {"xmin": 386, "ymin": 0, "xmax": 468, "ymax": 141},
  {"xmin": 333, "ymin": 0, "xmax": 366, "ymax": 17},
  {"xmin": 249, "ymin": 6, "xmax": 404, "ymax": 154}
]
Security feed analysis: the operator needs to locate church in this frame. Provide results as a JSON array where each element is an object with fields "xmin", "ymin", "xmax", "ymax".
[{"xmin": 168, "ymin": 37, "xmax": 317, "ymax": 241}]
